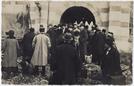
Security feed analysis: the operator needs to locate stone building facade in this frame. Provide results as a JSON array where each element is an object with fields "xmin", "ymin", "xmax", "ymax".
[{"xmin": 2, "ymin": 1, "xmax": 133, "ymax": 52}]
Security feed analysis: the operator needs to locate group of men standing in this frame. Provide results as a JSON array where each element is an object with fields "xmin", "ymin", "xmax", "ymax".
[{"xmin": 2, "ymin": 22, "xmax": 122, "ymax": 84}]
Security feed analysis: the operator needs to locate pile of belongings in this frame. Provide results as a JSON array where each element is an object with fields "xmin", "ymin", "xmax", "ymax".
[{"xmin": 78, "ymin": 56, "xmax": 102, "ymax": 84}]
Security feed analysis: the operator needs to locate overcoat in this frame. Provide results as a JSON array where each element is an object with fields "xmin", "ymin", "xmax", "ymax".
[
  {"xmin": 31, "ymin": 33, "xmax": 51, "ymax": 66},
  {"xmin": 79, "ymin": 29, "xmax": 88, "ymax": 62},
  {"xmin": 2, "ymin": 38, "xmax": 20, "ymax": 67},
  {"xmin": 101, "ymin": 45, "xmax": 122, "ymax": 75},
  {"xmin": 50, "ymin": 43, "xmax": 81, "ymax": 84},
  {"xmin": 22, "ymin": 32, "xmax": 35, "ymax": 58},
  {"xmin": 91, "ymin": 31, "xmax": 105, "ymax": 65}
]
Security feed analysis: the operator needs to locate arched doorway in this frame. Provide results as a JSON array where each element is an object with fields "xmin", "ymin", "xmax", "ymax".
[{"xmin": 60, "ymin": 6, "xmax": 96, "ymax": 25}]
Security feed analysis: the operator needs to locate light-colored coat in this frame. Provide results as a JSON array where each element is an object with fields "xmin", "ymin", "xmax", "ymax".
[
  {"xmin": 31, "ymin": 33, "xmax": 51, "ymax": 66},
  {"xmin": 2, "ymin": 38, "xmax": 20, "ymax": 67}
]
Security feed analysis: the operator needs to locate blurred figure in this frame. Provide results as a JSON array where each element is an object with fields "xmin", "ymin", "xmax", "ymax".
[
  {"xmin": 47, "ymin": 25, "xmax": 57, "ymax": 51},
  {"xmin": 87, "ymin": 25, "xmax": 95, "ymax": 55},
  {"xmin": 31, "ymin": 27, "xmax": 51, "ymax": 76},
  {"xmin": 2, "ymin": 30, "xmax": 20, "ymax": 77},
  {"xmin": 49, "ymin": 32, "xmax": 81, "ymax": 85},
  {"xmin": 102, "ymin": 29, "xmax": 107, "ymax": 41},
  {"xmin": 56, "ymin": 25, "xmax": 64, "ymax": 46},
  {"xmin": 73, "ymin": 27, "xmax": 80, "ymax": 47},
  {"xmin": 108, "ymin": 32, "xmax": 115, "ymax": 42},
  {"xmin": 22, "ymin": 27, "xmax": 35, "ymax": 63},
  {"xmin": 73, "ymin": 27, "xmax": 81, "ymax": 57},
  {"xmin": 48, "ymin": 24, "xmax": 53, "ymax": 29},
  {"xmin": 79, "ymin": 25, "xmax": 88, "ymax": 63},
  {"xmin": 102, "ymin": 29, "xmax": 106, "ymax": 35},
  {"xmin": 47, "ymin": 24, "xmax": 53, "ymax": 35},
  {"xmin": 101, "ymin": 35, "xmax": 122, "ymax": 84},
  {"xmin": 90, "ymin": 25, "xmax": 105, "ymax": 65}
]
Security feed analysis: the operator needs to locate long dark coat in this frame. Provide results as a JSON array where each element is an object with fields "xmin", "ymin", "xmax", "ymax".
[
  {"xmin": 91, "ymin": 31, "xmax": 105, "ymax": 65},
  {"xmin": 47, "ymin": 28, "xmax": 57, "ymax": 50},
  {"xmin": 79, "ymin": 29, "xmax": 88, "ymax": 62},
  {"xmin": 50, "ymin": 43, "xmax": 81, "ymax": 85},
  {"xmin": 101, "ymin": 45, "xmax": 122, "ymax": 76},
  {"xmin": 22, "ymin": 32, "xmax": 35, "ymax": 61},
  {"xmin": 87, "ymin": 30, "xmax": 95, "ymax": 55}
]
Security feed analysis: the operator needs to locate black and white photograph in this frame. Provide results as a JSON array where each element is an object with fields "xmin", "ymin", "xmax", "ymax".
[{"xmin": 1, "ymin": 0, "xmax": 133, "ymax": 85}]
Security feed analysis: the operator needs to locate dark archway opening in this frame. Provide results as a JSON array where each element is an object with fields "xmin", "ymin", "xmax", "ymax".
[{"xmin": 60, "ymin": 6, "xmax": 96, "ymax": 25}]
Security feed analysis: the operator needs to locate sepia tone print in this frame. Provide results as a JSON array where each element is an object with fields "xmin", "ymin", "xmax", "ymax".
[{"xmin": 1, "ymin": 0, "xmax": 133, "ymax": 85}]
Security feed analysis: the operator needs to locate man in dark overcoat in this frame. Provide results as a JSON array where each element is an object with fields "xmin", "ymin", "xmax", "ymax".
[
  {"xmin": 79, "ymin": 25, "xmax": 88, "ymax": 63},
  {"xmin": 49, "ymin": 32, "xmax": 81, "ymax": 85},
  {"xmin": 91, "ymin": 25, "xmax": 105, "ymax": 65},
  {"xmin": 22, "ymin": 27, "xmax": 35, "ymax": 63},
  {"xmin": 101, "ymin": 35, "xmax": 122, "ymax": 84},
  {"xmin": 101, "ymin": 35, "xmax": 122, "ymax": 75}
]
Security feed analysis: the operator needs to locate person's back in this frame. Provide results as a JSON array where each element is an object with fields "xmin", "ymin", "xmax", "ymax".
[
  {"xmin": 23, "ymin": 32, "xmax": 35, "ymax": 48},
  {"xmin": 31, "ymin": 27, "xmax": 51, "ymax": 76},
  {"xmin": 50, "ymin": 33, "xmax": 81, "ymax": 84},
  {"xmin": 32, "ymin": 33, "xmax": 51, "ymax": 66},
  {"xmin": 22, "ymin": 30, "xmax": 35, "ymax": 58},
  {"xmin": 91, "ymin": 30, "xmax": 105, "ymax": 65},
  {"xmin": 54, "ymin": 43, "xmax": 80, "ymax": 84},
  {"xmin": 102, "ymin": 36, "xmax": 121, "ymax": 76},
  {"xmin": 56, "ymin": 43, "xmax": 77, "ymax": 65},
  {"xmin": 3, "ymin": 38, "xmax": 19, "ymax": 67},
  {"xmin": 79, "ymin": 25, "xmax": 88, "ymax": 63},
  {"xmin": 2, "ymin": 30, "xmax": 20, "ymax": 76}
]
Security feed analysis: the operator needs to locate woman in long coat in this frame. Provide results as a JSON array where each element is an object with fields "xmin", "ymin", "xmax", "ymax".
[{"xmin": 2, "ymin": 30, "xmax": 20, "ymax": 74}]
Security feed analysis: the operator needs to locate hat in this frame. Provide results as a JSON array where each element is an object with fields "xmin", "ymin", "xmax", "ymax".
[
  {"xmin": 29, "ymin": 27, "xmax": 34, "ymax": 31},
  {"xmin": 91, "ymin": 24, "xmax": 100, "ymax": 31},
  {"xmin": 73, "ymin": 29, "xmax": 80, "ymax": 36},
  {"xmin": 68, "ymin": 24, "xmax": 73, "ymax": 28},
  {"xmin": 58, "ymin": 24, "xmax": 62, "ymax": 27},
  {"xmin": 6, "ymin": 30, "xmax": 14, "ymax": 35},
  {"xmin": 85, "ymin": 25, "xmax": 88, "ymax": 29},
  {"xmin": 63, "ymin": 32, "xmax": 73, "ymax": 41},
  {"xmin": 40, "ymin": 25, "xmax": 44, "ymax": 28},
  {"xmin": 39, "ymin": 27, "xmax": 45, "ymax": 32},
  {"xmin": 108, "ymin": 32, "xmax": 113, "ymax": 36},
  {"xmin": 106, "ymin": 36, "xmax": 114, "ymax": 46},
  {"xmin": 102, "ymin": 29, "xmax": 106, "ymax": 33},
  {"xmin": 80, "ymin": 23, "xmax": 85, "ymax": 27}
]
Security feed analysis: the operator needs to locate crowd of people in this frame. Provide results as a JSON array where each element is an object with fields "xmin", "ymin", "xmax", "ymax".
[{"xmin": 2, "ymin": 22, "xmax": 123, "ymax": 84}]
